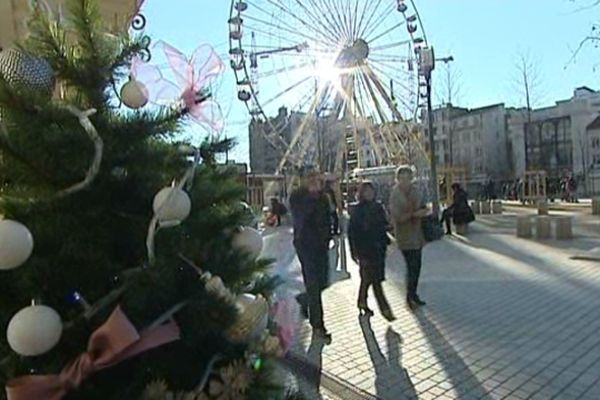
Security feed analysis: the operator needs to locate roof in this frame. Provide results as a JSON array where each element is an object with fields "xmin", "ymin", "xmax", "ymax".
[{"xmin": 587, "ymin": 115, "xmax": 600, "ymax": 131}]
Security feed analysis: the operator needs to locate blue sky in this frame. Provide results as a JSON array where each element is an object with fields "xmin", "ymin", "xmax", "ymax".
[{"xmin": 142, "ymin": 0, "xmax": 600, "ymax": 163}]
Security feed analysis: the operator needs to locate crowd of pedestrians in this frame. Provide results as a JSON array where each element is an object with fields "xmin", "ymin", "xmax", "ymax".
[{"xmin": 286, "ymin": 165, "xmax": 476, "ymax": 343}]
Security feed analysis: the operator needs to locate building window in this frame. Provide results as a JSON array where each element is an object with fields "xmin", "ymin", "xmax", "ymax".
[{"xmin": 592, "ymin": 137, "xmax": 600, "ymax": 149}]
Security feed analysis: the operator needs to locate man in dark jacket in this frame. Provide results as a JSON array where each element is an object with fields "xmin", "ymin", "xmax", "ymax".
[{"xmin": 290, "ymin": 170, "xmax": 333, "ymax": 342}]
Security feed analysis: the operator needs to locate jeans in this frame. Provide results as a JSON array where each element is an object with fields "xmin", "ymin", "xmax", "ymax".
[
  {"xmin": 295, "ymin": 243, "xmax": 329, "ymax": 329},
  {"xmin": 401, "ymin": 249, "xmax": 423, "ymax": 300}
]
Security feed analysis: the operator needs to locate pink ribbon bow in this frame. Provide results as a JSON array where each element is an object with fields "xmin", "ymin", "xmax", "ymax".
[
  {"xmin": 5, "ymin": 306, "xmax": 180, "ymax": 400},
  {"xmin": 131, "ymin": 41, "xmax": 225, "ymax": 132},
  {"xmin": 271, "ymin": 299, "xmax": 298, "ymax": 352}
]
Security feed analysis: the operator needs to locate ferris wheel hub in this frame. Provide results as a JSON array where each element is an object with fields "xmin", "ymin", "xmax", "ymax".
[{"xmin": 335, "ymin": 39, "xmax": 370, "ymax": 68}]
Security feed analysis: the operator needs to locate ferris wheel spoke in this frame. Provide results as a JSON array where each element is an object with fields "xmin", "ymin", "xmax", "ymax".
[
  {"xmin": 359, "ymin": 0, "xmax": 393, "ymax": 39},
  {"xmin": 357, "ymin": 73, "xmax": 395, "ymax": 161},
  {"xmin": 359, "ymin": 70, "xmax": 388, "ymax": 124},
  {"xmin": 256, "ymin": 61, "xmax": 313, "ymax": 79},
  {"xmin": 243, "ymin": 16, "xmax": 335, "ymax": 51},
  {"xmin": 370, "ymin": 40, "xmax": 412, "ymax": 52},
  {"xmin": 291, "ymin": 0, "xmax": 346, "ymax": 46},
  {"xmin": 362, "ymin": 1, "xmax": 398, "ymax": 40},
  {"xmin": 350, "ymin": 0, "xmax": 361, "ymax": 41},
  {"xmin": 247, "ymin": 0, "xmax": 336, "ymax": 46},
  {"xmin": 261, "ymin": 76, "xmax": 314, "ymax": 108},
  {"xmin": 358, "ymin": 0, "xmax": 385, "ymax": 40},
  {"xmin": 262, "ymin": 0, "xmax": 340, "ymax": 45},
  {"xmin": 354, "ymin": 0, "xmax": 373, "ymax": 42},
  {"xmin": 368, "ymin": 21, "xmax": 406, "ymax": 44},
  {"xmin": 289, "ymin": 85, "xmax": 317, "ymax": 112},
  {"xmin": 368, "ymin": 61, "xmax": 416, "ymax": 100},
  {"xmin": 364, "ymin": 65, "xmax": 404, "ymax": 121},
  {"xmin": 335, "ymin": 0, "xmax": 354, "ymax": 42},
  {"xmin": 311, "ymin": 0, "xmax": 349, "ymax": 44},
  {"xmin": 276, "ymin": 83, "xmax": 327, "ymax": 172},
  {"xmin": 351, "ymin": 73, "xmax": 385, "ymax": 166},
  {"xmin": 246, "ymin": 26, "xmax": 334, "ymax": 54}
]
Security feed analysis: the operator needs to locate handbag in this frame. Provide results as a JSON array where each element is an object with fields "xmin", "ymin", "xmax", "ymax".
[
  {"xmin": 466, "ymin": 206, "xmax": 476, "ymax": 223},
  {"xmin": 421, "ymin": 215, "xmax": 444, "ymax": 242}
]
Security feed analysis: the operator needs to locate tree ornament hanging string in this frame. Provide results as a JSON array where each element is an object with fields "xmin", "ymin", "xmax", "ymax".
[
  {"xmin": 0, "ymin": 105, "xmax": 103, "ymax": 204},
  {"xmin": 55, "ymin": 106, "xmax": 103, "ymax": 199},
  {"xmin": 146, "ymin": 148, "xmax": 201, "ymax": 266}
]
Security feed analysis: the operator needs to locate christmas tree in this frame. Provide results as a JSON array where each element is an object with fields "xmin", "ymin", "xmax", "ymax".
[{"xmin": 0, "ymin": 1, "xmax": 299, "ymax": 399}]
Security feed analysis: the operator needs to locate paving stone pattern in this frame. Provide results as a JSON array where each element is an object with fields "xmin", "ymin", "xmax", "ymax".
[{"xmin": 286, "ymin": 214, "xmax": 600, "ymax": 399}]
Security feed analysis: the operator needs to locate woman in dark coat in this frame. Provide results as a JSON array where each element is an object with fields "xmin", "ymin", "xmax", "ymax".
[
  {"xmin": 349, "ymin": 182, "xmax": 395, "ymax": 321},
  {"xmin": 441, "ymin": 183, "xmax": 474, "ymax": 234}
]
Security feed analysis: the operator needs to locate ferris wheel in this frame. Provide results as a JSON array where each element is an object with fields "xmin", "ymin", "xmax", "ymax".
[{"xmin": 228, "ymin": 0, "xmax": 429, "ymax": 173}]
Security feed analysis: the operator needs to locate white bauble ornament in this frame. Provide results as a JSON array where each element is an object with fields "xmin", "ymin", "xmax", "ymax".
[
  {"xmin": 232, "ymin": 227, "xmax": 263, "ymax": 260},
  {"xmin": 0, "ymin": 219, "xmax": 34, "ymax": 270},
  {"xmin": 120, "ymin": 78, "xmax": 148, "ymax": 109},
  {"xmin": 227, "ymin": 293, "xmax": 269, "ymax": 344},
  {"xmin": 152, "ymin": 187, "xmax": 192, "ymax": 223},
  {"xmin": 7, "ymin": 305, "xmax": 63, "ymax": 356}
]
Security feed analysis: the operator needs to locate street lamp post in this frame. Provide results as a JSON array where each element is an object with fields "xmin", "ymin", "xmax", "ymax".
[{"xmin": 419, "ymin": 47, "xmax": 453, "ymax": 217}]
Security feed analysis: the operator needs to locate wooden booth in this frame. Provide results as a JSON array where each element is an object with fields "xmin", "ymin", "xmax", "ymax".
[
  {"xmin": 521, "ymin": 171, "xmax": 547, "ymax": 204},
  {"xmin": 245, "ymin": 174, "xmax": 288, "ymax": 210}
]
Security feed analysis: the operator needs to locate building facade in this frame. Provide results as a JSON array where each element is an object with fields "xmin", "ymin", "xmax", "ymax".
[
  {"xmin": 249, "ymin": 107, "xmax": 317, "ymax": 174},
  {"xmin": 426, "ymin": 103, "xmax": 511, "ymax": 189},
  {"xmin": 507, "ymin": 87, "xmax": 600, "ymax": 192},
  {"xmin": 1, "ymin": 0, "xmax": 137, "ymax": 49}
]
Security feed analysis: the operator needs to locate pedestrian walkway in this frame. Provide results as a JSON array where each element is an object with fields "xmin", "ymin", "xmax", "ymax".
[{"xmin": 265, "ymin": 214, "xmax": 600, "ymax": 399}]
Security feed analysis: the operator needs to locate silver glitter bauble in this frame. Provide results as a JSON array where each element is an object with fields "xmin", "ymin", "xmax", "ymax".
[{"xmin": 0, "ymin": 48, "xmax": 55, "ymax": 97}]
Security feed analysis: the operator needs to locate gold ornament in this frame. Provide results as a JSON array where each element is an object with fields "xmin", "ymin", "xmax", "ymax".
[
  {"xmin": 142, "ymin": 380, "xmax": 210, "ymax": 400},
  {"xmin": 262, "ymin": 335, "xmax": 284, "ymax": 357},
  {"xmin": 226, "ymin": 294, "xmax": 269, "ymax": 344},
  {"xmin": 208, "ymin": 360, "xmax": 253, "ymax": 400}
]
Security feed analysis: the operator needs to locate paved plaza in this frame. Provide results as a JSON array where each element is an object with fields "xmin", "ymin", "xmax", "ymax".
[{"xmin": 266, "ymin": 209, "xmax": 600, "ymax": 399}]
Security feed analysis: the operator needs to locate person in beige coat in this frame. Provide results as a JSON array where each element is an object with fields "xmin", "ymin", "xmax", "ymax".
[{"xmin": 389, "ymin": 165, "xmax": 429, "ymax": 309}]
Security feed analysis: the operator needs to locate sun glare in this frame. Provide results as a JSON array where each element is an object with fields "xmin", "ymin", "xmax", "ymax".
[{"xmin": 314, "ymin": 59, "xmax": 341, "ymax": 84}]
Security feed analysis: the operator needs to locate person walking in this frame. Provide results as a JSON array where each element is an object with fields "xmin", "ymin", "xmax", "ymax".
[
  {"xmin": 348, "ymin": 182, "xmax": 395, "ymax": 321},
  {"xmin": 269, "ymin": 197, "xmax": 287, "ymax": 227},
  {"xmin": 440, "ymin": 183, "xmax": 474, "ymax": 235},
  {"xmin": 289, "ymin": 170, "xmax": 333, "ymax": 342},
  {"xmin": 389, "ymin": 166, "xmax": 429, "ymax": 310}
]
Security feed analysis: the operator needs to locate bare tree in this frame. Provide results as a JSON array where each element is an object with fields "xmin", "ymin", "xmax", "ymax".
[
  {"xmin": 436, "ymin": 62, "xmax": 463, "ymax": 107},
  {"xmin": 514, "ymin": 51, "xmax": 543, "ymax": 113},
  {"xmin": 567, "ymin": 0, "xmax": 600, "ymax": 63},
  {"xmin": 511, "ymin": 51, "xmax": 545, "ymax": 182},
  {"xmin": 433, "ymin": 63, "xmax": 463, "ymax": 169}
]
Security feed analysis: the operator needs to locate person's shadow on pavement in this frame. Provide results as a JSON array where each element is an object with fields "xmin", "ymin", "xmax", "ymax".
[
  {"xmin": 359, "ymin": 316, "xmax": 417, "ymax": 400},
  {"xmin": 298, "ymin": 334, "xmax": 326, "ymax": 399}
]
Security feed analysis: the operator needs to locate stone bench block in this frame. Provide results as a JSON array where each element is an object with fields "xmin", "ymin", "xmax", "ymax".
[
  {"xmin": 536, "ymin": 216, "xmax": 551, "ymax": 239},
  {"xmin": 537, "ymin": 201, "xmax": 549, "ymax": 216},
  {"xmin": 555, "ymin": 217, "xmax": 573, "ymax": 240},
  {"xmin": 481, "ymin": 201, "xmax": 491, "ymax": 215},
  {"xmin": 593, "ymin": 197, "xmax": 600, "ymax": 216},
  {"xmin": 492, "ymin": 201, "xmax": 503, "ymax": 214},
  {"xmin": 517, "ymin": 216, "xmax": 533, "ymax": 238}
]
